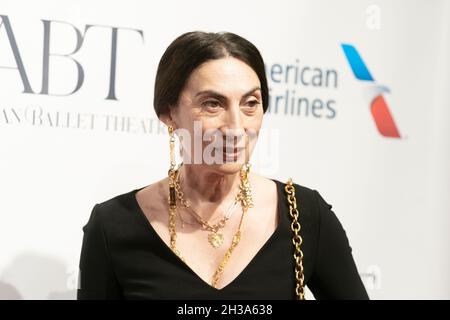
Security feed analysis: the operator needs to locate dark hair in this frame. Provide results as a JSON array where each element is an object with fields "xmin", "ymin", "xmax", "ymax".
[{"xmin": 153, "ymin": 31, "xmax": 269, "ymax": 118}]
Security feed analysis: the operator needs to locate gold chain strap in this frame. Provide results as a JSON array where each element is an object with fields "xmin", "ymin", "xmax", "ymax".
[{"xmin": 285, "ymin": 178, "xmax": 305, "ymax": 300}]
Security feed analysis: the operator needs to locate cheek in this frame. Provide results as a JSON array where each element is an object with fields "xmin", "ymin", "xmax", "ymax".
[
  {"xmin": 245, "ymin": 117, "xmax": 263, "ymax": 148},
  {"xmin": 245, "ymin": 114, "xmax": 263, "ymax": 133}
]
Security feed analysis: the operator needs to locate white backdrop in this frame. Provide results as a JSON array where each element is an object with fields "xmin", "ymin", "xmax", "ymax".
[{"xmin": 1, "ymin": 0, "xmax": 449, "ymax": 299}]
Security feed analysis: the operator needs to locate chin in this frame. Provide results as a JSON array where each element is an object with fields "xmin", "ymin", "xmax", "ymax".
[
  {"xmin": 216, "ymin": 161, "xmax": 245, "ymax": 173},
  {"xmin": 202, "ymin": 159, "xmax": 248, "ymax": 175}
]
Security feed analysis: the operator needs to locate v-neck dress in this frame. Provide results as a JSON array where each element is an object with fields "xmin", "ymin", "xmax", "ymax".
[{"xmin": 77, "ymin": 179, "xmax": 369, "ymax": 300}]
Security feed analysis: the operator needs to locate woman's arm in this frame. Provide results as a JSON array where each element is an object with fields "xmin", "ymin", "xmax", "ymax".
[
  {"xmin": 77, "ymin": 204, "xmax": 122, "ymax": 299},
  {"xmin": 307, "ymin": 190, "xmax": 369, "ymax": 300}
]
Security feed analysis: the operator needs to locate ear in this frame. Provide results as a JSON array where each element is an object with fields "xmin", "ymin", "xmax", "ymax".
[{"xmin": 159, "ymin": 107, "xmax": 178, "ymax": 129}]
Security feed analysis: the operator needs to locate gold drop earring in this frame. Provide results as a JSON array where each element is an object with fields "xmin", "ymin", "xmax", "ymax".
[{"xmin": 167, "ymin": 125, "xmax": 183, "ymax": 259}]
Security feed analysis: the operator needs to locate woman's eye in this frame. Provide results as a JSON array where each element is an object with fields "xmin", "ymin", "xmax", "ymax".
[
  {"xmin": 202, "ymin": 100, "xmax": 221, "ymax": 109},
  {"xmin": 246, "ymin": 100, "xmax": 260, "ymax": 108}
]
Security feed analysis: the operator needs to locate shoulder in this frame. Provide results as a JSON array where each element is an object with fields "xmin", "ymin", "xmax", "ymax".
[
  {"xmin": 250, "ymin": 173, "xmax": 332, "ymax": 210},
  {"xmin": 83, "ymin": 186, "xmax": 145, "ymax": 235},
  {"xmin": 274, "ymin": 179, "xmax": 351, "ymax": 250},
  {"xmin": 271, "ymin": 176, "xmax": 331, "ymax": 206},
  {"xmin": 268, "ymin": 176, "xmax": 334, "ymax": 227}
]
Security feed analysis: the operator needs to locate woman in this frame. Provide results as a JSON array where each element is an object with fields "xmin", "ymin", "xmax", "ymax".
[{"xmin": 77, "ymin": 31, "xmax": 369, "ymax": 300}]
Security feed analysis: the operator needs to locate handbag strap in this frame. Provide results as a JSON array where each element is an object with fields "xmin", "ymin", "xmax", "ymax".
[{"xmin": 285, "ymin": 178, "xmax": 305, "ymax": 300}]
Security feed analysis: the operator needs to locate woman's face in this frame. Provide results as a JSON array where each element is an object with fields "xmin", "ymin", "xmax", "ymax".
[{"xmin": 163, "ymin": 56, "xmax": 264, "ymax": 174}]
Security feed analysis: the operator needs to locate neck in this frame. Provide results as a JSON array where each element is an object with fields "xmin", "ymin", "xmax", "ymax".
[{"xmin": 177, "ymin": 164, "xmax": 242, "ymax": 219}]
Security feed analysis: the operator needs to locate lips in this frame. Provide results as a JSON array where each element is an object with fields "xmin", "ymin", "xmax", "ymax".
[{"xmin": 214, "ymin": 146, "xmax": 245, "ymax": 157}]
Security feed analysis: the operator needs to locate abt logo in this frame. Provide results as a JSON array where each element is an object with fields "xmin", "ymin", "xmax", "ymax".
[
  {"xmin": 0, "ymin": 15, "xmax": 144, "ymax": 100},
  {"xmin": 341, "ymin": 44, "xmax": 401, "ymax": 138}
]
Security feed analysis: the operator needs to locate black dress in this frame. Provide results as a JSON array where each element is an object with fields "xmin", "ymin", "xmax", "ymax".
[{"xmin": 77, "ymin": 179, "xmax": 369, "ymax": 300}]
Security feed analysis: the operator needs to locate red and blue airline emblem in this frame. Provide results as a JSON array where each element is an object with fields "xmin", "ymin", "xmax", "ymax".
[{"xmin": 341, "ymin": 44, "xmax": 401, "ymax": 138}]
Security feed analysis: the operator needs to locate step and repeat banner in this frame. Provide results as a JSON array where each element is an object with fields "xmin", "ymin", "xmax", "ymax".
[{"xmin": 1, "ymin": 0, "xmax": 449, "ymax": 299}]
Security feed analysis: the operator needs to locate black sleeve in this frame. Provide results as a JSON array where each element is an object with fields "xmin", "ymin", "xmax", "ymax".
[
  {"xmin": 307, "ymin": 190, "xmax": 369, "ymax": 300},
  {"xmin": 77, "ymin": 204, "xmax": 122, "ymax": 299}
]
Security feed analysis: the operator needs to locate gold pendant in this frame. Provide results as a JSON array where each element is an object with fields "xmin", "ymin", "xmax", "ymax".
[{"xmin": 208, "ymin": 232, "xmax": 224, "ymax": 248}]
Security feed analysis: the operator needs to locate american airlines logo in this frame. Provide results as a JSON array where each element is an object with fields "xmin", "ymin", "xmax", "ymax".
[{"xmin": 341, "ymin": 44, "xmax": 401, "ymax": 138}]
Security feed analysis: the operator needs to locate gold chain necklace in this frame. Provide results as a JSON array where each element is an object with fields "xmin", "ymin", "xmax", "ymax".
[
  {"xmin": 174, "ymin": 164, "xmax": 240, "ymax": 248},
  {"xmin": 177, "ymin": 198, "xmax": 238, "ymax": 229},
  {"xmin": 167, "ymin": 162, "xmax": 254, "ymax": 288}
]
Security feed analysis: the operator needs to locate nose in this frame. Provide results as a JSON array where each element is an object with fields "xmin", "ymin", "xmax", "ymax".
[
  {"xmin": 221, "ymin": 104, "xmax": 245, "ymax": 146},
  {"xmin": 225, "ymin": 103, "xmax": 242, "ymax": 130}
]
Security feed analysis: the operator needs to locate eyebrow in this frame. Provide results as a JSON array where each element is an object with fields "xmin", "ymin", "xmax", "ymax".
[{"xmin": 195, "ymin": 86, "xmax": 261, "ymax": 100}]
